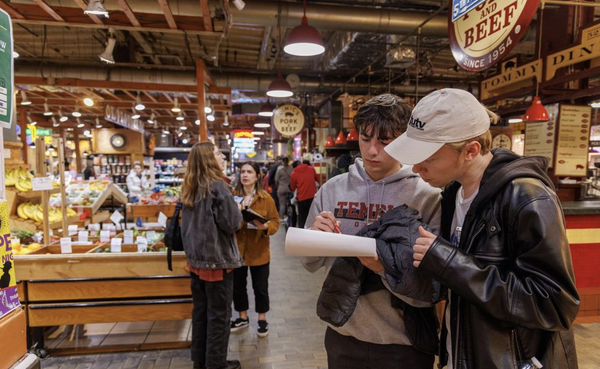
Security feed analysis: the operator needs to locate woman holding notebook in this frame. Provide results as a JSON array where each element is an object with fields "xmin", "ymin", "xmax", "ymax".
[{"xmin": 231, "ymin": 161, "xmax": 280, "ymax": 338}]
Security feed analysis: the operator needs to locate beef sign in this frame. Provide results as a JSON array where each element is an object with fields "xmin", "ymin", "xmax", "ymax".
[{"xmin": 449, "ymin": 0, "xmax": 540, "ymax": 72}]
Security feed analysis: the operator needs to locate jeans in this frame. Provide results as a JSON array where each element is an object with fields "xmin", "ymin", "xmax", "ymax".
[
  {"xmin": 190, "ymin": 271, "xmax": 234, "ymax": 369},
  {"xmin": 324, "ymin": 327, "xmax": 434, "ymax": 369},
  {"xmin": 233, "ymin": 263, "xmax": 270, "ymax": 313}
]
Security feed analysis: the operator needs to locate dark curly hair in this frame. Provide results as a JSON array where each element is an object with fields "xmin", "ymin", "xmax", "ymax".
[{"xmin": 352, "ymin": 94, "xmax": 412, "ymax": 141}]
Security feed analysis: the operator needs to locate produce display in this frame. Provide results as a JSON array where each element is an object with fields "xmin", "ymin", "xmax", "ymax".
[
  {"xmin": 59, "ymin": 180, "xmax": 110, "ymax": 207},
  {"xmin": 138, "ymin": 186, "xmax": 181, "ymax": 205},
  {"xmin": 11, "ymin": 230, "xmax": 43, "ymax": 255},
  {"xmin": 5, "ymin": 168, "xmax": 60, "ymax": 192},
  {"xmin": 16, "ymin": 202, "xmax": 78, "ymax": 223}
]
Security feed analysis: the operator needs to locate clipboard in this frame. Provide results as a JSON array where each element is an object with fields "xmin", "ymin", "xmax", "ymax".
[{"xmin": 241, "ymin": 208, "xmax": 268, "ymax": 224}]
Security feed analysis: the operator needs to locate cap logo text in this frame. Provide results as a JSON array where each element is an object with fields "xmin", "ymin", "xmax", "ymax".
[{"xmin": 409, "ymin": 117, "xmax": 426, "ymax": 131}]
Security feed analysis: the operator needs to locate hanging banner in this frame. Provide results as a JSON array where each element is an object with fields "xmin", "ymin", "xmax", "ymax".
[
  {"xmin": 273, "ymin": 104, "xmax": 305, "ymax": 137},
  {"xmin": 0, "ymin": 8, "xmax": 14, "ymax": 128},
  {"xmin": 0, "ymin": 200, "xmax": 21, "ymax": 318},
  {"xmin": 449, "ymin": 0, "xmax": 539, "ymax": 71}
]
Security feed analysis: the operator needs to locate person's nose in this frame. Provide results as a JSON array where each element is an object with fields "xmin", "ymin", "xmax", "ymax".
[
  {"xmin": 412, "ymin": 163, "xmax": 423, "ymax": 174},
  {"xmin": 366, "ymin": 141, "xmax": 380, "ymax": 157}
]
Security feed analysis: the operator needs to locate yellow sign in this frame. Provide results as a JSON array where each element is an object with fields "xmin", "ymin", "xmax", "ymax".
[
  {"xmin": 273, "ymin": 104, "xmax": 305, "ymax": 137},
  {"xmin": 0, "ymin": 200, "xmax": 21, "ymax": 318},
  {"xmin": 554, "ymin": 105, "xmax": 591, "ymax": 177},
  {"xmin": 481, "ymin": 59, "xmax": 541, "ymax": 99},
  {"xmin": 547, "ymin": 22, "xmax": 600, "ymax": 81}
]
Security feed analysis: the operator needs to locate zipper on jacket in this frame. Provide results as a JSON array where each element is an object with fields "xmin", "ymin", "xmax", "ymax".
[{"xmin": 453, "ymin": 223, "xmax": 486, "ymax": 369}]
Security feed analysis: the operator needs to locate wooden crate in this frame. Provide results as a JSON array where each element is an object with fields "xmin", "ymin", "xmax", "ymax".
[
  {"xmin": 128, "ymin": 204, "xmax": 176, "ymax": 219},
  {"xmin": 0, "ymin": 308, "xmax": 27, "ymax": 369}
]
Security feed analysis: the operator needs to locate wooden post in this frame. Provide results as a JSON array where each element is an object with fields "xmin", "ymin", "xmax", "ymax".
[
  {"xmin": 35, "ymin": 138, "xmax": 50, "ymax": 246},
  {"xmin": 196, "ymin": 59, "xmax": 207, "ymax": 142},
  {"xmin": 57, "ymin": 138, "xmax": 69, "ymax": 237},
  {"xmin": 74, "ymin": 131, "xmax": 82, "ymax": 173},
  {"xmin": 19, "ymin": 106, "xmax": 28, "ymax": 165}
]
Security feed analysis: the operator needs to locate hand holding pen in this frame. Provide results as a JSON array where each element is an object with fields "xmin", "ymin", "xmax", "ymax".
[{"xmin": 311, "ymin": 211, "xmax": 342, "ymax": 233}]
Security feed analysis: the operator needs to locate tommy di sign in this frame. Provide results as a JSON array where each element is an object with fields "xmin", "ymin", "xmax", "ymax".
[{"xmin": 449, "ymin": 0, "xmax": 539, "ymax": 72}]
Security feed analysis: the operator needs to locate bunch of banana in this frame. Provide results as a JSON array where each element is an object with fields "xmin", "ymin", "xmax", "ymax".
[
  {"xmin": 5, "ymin": 168, "xmax": 33, "ymax": 187},
  {"xmin": 17, "ymin": 202, "xmax": 78, "ymax": 223},
  {"xmin": 88, "ymin": 181, "xmax": 106, "ymax": 191},
  {"xmin": 15, "ymin": 178, "xmax": 33, "ymax": 193}
]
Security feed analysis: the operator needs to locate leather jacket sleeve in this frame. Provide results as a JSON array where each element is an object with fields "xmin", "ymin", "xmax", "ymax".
[{"xmin": 420, "ymin": 193, "xmax": 579, "ymax": 331}]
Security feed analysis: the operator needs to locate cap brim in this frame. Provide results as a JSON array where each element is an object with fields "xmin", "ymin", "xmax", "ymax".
[{"xmin": 384, "ymin": 133, "xmax": 444, "ymax": 165}]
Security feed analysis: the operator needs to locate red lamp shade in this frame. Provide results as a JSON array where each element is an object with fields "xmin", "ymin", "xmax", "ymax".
[
  {"xmin": 267, "ymin": 74, "xmax": 293, "ymax": 98},
  {"xmin": 347, "ymin": 128, "xmax": 359, "ymax": 141},
  {"xmin": 325, "ymin": 136, "xmax": 335, "ymax": 147},
  {"xmin": 523, "ymin": 96, "xmax": 549, "ymax": 123},
  {"xmin": 284, "ymin": 16, "xmax": 325, "ymax": 57},
  {"xmin": 335, "ymin": 130, "xmax": 347, "ymax": 145}
]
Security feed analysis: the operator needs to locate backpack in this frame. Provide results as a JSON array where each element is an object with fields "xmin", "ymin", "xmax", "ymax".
[{"xmin": 164, "ymin": 201, "xmax": 184, "ymax": 271}]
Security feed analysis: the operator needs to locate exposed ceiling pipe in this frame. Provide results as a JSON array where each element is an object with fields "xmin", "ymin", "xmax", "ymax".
[
  {"xmin": 15, "ymin": 64, "xmax": 475, "ymax": 95},
  {"xmin": 11, "ymin": 0, "xmax": 449, "ymax": 37}
]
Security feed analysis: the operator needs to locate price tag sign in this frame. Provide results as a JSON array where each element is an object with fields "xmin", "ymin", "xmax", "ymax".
[
  {"xmin": 137, "ymin": 236, "xmax": 148, "ymax": 252},
  {"xmin": 100, "ymin": 230, "xmax": 110, "ymax": 243},
  {"xmin": 110, "ymin": 238, "xmax": 122, "ymax": 253},
  {"xmin": 124, "ymin": 230, "xmax": 134, "ymax": 244},
  {"xmin": 102, "ymin": 223, "xmax": 112, "ymax": 230},
  {"xmin": 78, "ymin": 231, "xmax": 88, "ymax": 243},
  {"xmin": 68, "ymin": 225, "xmax": 78, "ymax": 236},
  {"xmin": 31, "ymin": 177, "xmax": 54, "ymax": 191},
  {"xmin": 158, "ymin": 212, "xmax": 168, "ymax": 228},
  {"xmin": 88, "ymin": 224, "xmax": 100, "ymax": 231},
  {"xmin": 146, "ymin": 231, "xmax": 156, "ymax": 243},
  {"xmin": 110, "ymin": 211, "xmax": 124, "ymax": 228},
  {"xmin": 3, "ymin": 148, "xmax": 11, "ymax": 159},
  {"xmin": 60, "ymin": 237, "xmax": 72, "ymax": 254}
]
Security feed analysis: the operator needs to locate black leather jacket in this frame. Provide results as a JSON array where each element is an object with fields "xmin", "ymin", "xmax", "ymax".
[{"xmin": 420, "ymin": 149, "xmax": 579, "ymax": 369}]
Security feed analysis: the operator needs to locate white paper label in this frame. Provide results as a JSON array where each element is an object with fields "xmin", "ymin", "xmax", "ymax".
[
  {"xmin": 78, "ymin": 231, "xmax": 88, "ymax": 243},
  {"xmin": 111, "ymin": 238, "xmax": 122, "ymax": 253},
  {"xmin": 124, "ymin": 230, "xmax": 134, "ymax": 244},
  {"xmin": 102, "ymin": 223, "xmax": 111, "ymax": 230},
  {"xmin": 68, "ymin": 225, "xmax": 78, "ymax": 236},
  {"xmin": 88, "ymin": 224, "xmax": 100, "ymax": 231},
  {"xmin": 60, "ymin": 237, "xmax": 72, "ymax": 254},
  {"xmin": 158, "ymin": 212, "xmax": 168, "ymax": 228},
  {"xmin": 110, "ymin": 211, "xmax": 124, "ymax": 228},
  {"xmin": 137, "ymin": 236, "xmax": 148, "ymax": 252},
  {"xmin": 3, "ymin": 148, "xmax": 10, "ymax": 159},
  {"xmin": 32, "ymin": 177, "xmax": 54, "ymax": 191},
  {"xmin": 100, "ymin": 230, "xmax": 110, "ymax": 243},
  {"xmin": 146, "ymin": 231, "xmax": 156, "ymax": 242}
]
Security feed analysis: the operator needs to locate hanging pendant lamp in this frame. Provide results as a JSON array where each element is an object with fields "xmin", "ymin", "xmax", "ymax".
[
  {"xmin": 325, "ymin": 135, "xmax": 335, "ymax": 147},
  {"xmin": 523, "ymin": 96, "xmax": 549, "ymax": 123},
  {"xmin": 346, "ymin": 127, "xmax": 359, "ymax": 141},
  {"xmin": 259, "ymin": 100, "xmax": 275, "ymax": 117},
  {"xmin": 335, "ymin": 130, "xmax": 347, "ymax": 145},
  {"xmin": 284, "ymin": 0, "xmax": 324, "ymax": 57},
  {"xmin": 267, "ymin": 73, "xmax": 293, "ymax": 98}
]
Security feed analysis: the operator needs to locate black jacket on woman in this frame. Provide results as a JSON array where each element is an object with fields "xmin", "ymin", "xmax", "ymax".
[{"xmin": 420, "ymin": 149, "xmax": 579, "ymax": 369}]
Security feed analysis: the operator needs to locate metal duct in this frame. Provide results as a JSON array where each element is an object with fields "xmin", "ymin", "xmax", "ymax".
[
  {"xmin": 11, "ymin": 0, "xmax": 449, "ymax": 37},
  {"xmin": 15, "ymin": 65, "xmax": 476, "ymax": 95}
]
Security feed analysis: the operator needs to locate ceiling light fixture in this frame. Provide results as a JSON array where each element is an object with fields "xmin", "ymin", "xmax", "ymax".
[
  {"xmin": 223, "ymin": 114, "xmax": 230, "ymax": 127},
  {"xmin": 77, "ymin": 119, "xmax": 85, "ymax": 128},
  {"xmin": 195, "ymin": 119, "xmax": 201, "ymax": 126},
  {"xmin": 180, "ymin": 126, "xmax": 187, "ymax": 131},
  {"xmin": 508, "ymin": 118, "xmax": 524, "ymax": 124},
  {"xmin": 182, "ymin": 138, "xmax": 189, "ymax": 144},
  {"xmin": 72, "ymin": 108, "xmax": 82, "ymax": 118},
  {"xmin": 284, "ymin": 0, "xmax": 325, "ymax": 57},
  {"xmin": 231, "ymin": 0, "xmax": 245, "ymax": 11},
  {"xmin": 13, "ymin": 51, "xmax": 19, "ymax": 58},
  {"xmin": 84, "ymin": 0, "xmax": 109, "ymax": 18},
  {"xmin": 147, "ymin": 113, "xmax": 155, "ymax": 124},
  {"xmin": 134, "ymin": 95, "xmax": 145, "ymax": 111},
  {"xmin": 258, "ymin": 100, "xmax": 275, "ymax": 117},
  {"xmin": 132, "ymin": 108, "xmax": 141, "ymax": 120},
  {"xmin": 171, "ymin": 97, "xmax": 181, "ymax": 113},
  {"xmin": 52, "ymin": 117, "xmax": 60, "ymax": 128},
  {"xmin": 99, "ymin": 29, "xmax": 116, "ymax": 64},
  {"xmin": 176, "ymin": 114, "xmax": 184, "ymax": 121},
  {"xmin": 59, "ymin": 109, "xmax": 68, "ymax": 122},
  {"xmin": 43, "ymin": 102, "xmax": 53, "ymax": 116},
  {"xmin": 335, "ymin": 130, "xmax": 347, "ymax": 145},
  {"xmin": 267, "ymin": 15, "xmax": 294, "ymax": 98},
  {"xmin": 83, "ymin": 97, "xmax": 94, "ymax": 107},
  {"xmin": 207, "ymin": 114, "xmax": 215, "ymax": 122},
  {"xmin": 163, "ymin": 130, "xmax": 170, "ymax": 135},
  {"xmin": 95, "ymin": 117, "xmax": 103, "ymax": 128},
  {"xmin": 252, "ymin": 131, "xmax": 265, "ymax": 136},
  {"xmin": 346, "ymin": 127, "xmax": 359, "ymax": 141},
  {"xmin": 20, "ymin": 91, "xmax": 31, "ymax": 106},
  {"xmin": 254, "ymin": 122, "xmax": 271, "ymax": 128},
  {"xmin": 27, "ymin": 116, "xmax": 37, "ymax": 126},
  {"xmin": 204, "ymin": 102, "xmax": 212, "ymax": 114}
]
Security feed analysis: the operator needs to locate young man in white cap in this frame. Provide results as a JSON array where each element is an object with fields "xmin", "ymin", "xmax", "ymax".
[{"xmin": 384, "ymin": 88, "xmax": 579, "ymax": 369}]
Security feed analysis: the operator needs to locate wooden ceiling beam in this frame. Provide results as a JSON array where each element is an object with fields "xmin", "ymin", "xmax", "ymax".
[
  {"xmin": 0, "ymin": 1, "xmax": 25, "ymax": 19},
  {"xmin": 78, "ymin": 87, "xmax": 105, "ymax": 101},
  {"xmin": 162, "ymin": 92, "xmax": 174, "ymax": 102},
  {"xmin": 122, "ymin": 90, "xmax": 138, "ymax": 101},
  {"xmin": 33, "ymin": 0, "xmax": 66, "ymax": 22},
  {"xmin": 71, "ymin": 0, "xmax": 104, "ymax": 25},
  {"xmin": 143, "ymin": 91, "xmax": 158, "ymax": 103},
  {"xmin": 101, "ymin": 89, "xmax": 123, "ymax": 101},
  {"xmin": 115, "ymin": 0, "xmax": 141, "ymax": 28},
  {"xmin": 16, "ymin": 97, "xmax": 230, "ymax": 111},
  {"xmin": 16, "ymin": 76, "xmax": 200, "ymax": 93},
  {"xmin": 157, "ymin": 0, "xmax": 178, "ymax": 30},
  {"xmin": 200, "ymin": 0, "xmax": 213, "ymax": 32}
]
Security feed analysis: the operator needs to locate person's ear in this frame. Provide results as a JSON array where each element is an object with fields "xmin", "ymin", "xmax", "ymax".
[{"xmin": 463, "ymin": 141, "xmax": 481, "ymax": 161}]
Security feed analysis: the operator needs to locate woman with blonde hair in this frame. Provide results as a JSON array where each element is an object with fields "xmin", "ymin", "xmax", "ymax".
[
  {"xmin": 230, "ymin": 162, "xmax": 280, "ymax": 338},
  {"xmin": 180, "ymin": 142, "xmax": 243, "ymax": 369}
]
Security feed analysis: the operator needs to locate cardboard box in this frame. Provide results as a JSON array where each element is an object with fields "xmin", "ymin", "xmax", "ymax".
[{"xmin": 0, "ymin": 308, "xmax": 27, "ymax": 369}]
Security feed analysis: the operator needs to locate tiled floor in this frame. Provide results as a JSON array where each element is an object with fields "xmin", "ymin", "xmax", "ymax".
[{"xmin": 40, "ymin": 226, "xmax": 600, "ymax": 369}]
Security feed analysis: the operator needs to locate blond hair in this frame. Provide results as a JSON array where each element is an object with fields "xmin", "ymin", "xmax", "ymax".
[{"xmin": 180, "ymin": 142, "xmax": 224, "ymax": 208}]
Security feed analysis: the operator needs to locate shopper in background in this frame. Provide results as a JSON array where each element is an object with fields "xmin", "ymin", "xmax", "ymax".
[
  {"xmin": 267, "ymin": 156, "xmax": 283, "ymax": 211},
  {"xmin": 126, "ymin": 163, "xmax": 149, "ymax": 200},
  {"xmin": 65, "ymin": 160, "xmax": 78, "ymax": 181},
  {"xmin": 274, "ymin": 157, "xmax": 293, "ymax": 221},
  {"xmin": 385, "ymin": 88, "xmax": 579, "ymax": 369},
  {"xmin": 180, "ymin": 142, "xmax": 243, "ymax": 369},
  {"xmin": 230, "ymin": 162, "xmax": 280, "ymax": 338},
  {"xmin": 329, "ymin": 152, "xmax": 353, "ymax": 178},
  {"xmin": 303, "ymin": 94, "xmax": 441, "ymax": 369},
  {"xmin": 83, "ymin": 156, "xmax": 95, "ymax": 180},
  {"xmin": 290, "ymin": 160, "xmax": 318, "ymax": 228}
]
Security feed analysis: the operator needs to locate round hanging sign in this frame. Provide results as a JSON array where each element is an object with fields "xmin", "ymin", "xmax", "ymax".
[
  {"xmin": 273, "ymin": 104, "xmax": 305, "ymax": 137},
  {"xmin": 449, "ymin": 0, "xmax": 540, "ymax": 72}
]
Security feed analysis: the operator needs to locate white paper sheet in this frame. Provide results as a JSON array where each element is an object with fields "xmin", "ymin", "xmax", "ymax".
[{"xmin": 285, "ymin": 227, "xmax": 377, "ymax": 257}]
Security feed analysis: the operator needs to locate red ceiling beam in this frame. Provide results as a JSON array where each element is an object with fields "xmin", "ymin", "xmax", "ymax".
[
  {"xmin": 200, "ymin": 0, "xmax": 212, "ymax": 32},
  {"xmin": 15, "ymin": 76, "xmax": 198, "ymax": 93},
  {"xmin": 0, "ymin": 1, "xmax": 25, "ymax": 19},
  {"xmin": 157, "ymin": 0, "xmax": 178, "ymax": 30},
  {"xmin": 115, "ymin": 0, "xmax": 141, "ymax": 27},
  {"xmin": 33, "ymin": 0, "xmax": 65, "ymax": 22},
  {"xmin": 71, "ymin": 0, "xmax": 104, "ymax": 25}
]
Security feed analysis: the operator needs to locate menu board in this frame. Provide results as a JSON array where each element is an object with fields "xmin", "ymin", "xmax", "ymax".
[
  {"xmin": 524, "ymin": 121, "xmax": 556, "ymax": 168},
  {"xmin": 554, "ymin": 105, "xmax": 592, "ymax": 177}
]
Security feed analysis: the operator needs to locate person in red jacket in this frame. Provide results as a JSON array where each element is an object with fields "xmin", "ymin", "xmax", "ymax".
[{"xmin": 289, "ymin": 160, "xmax": 318, "ymax": 228}]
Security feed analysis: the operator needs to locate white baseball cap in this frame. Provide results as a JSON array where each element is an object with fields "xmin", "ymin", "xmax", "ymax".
[{"xmin": 385, "ymin": 88, "xmax": 490, "ymax": 165}]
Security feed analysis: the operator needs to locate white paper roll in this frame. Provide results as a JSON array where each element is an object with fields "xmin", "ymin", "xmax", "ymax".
[{"xmin": 285, "ymin": 227, "xmax": 377, "ymax": 257}]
